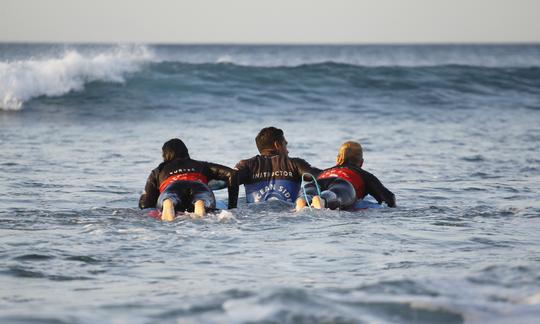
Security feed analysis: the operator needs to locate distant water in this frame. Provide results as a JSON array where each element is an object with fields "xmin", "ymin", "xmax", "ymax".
[{"xmin": 1, "ymin": 44, "xmax": 539, "ymax": 323}]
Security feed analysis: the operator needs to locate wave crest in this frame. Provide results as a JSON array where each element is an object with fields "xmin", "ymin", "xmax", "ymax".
[{"xmin": 0, "ymin": 45, "xmax": 154, "ymax": 110}]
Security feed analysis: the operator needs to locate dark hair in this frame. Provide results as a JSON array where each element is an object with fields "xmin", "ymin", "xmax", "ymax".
[
  {"xmin": 162, "ymin": 138, "xmax": 189, "ymax": 162},
  {"xmin": 255, "ymin": 127, "xmax": 285, "ymax": 153}
]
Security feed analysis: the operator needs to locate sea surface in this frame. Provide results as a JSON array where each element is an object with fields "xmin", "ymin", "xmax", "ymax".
[{"xmin": 1, "ymin": 44, "xmax": 540, "ymax": 323}]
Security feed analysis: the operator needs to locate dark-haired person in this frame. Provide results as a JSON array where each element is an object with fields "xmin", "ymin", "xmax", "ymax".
[
  {"xmin": 295, "ymin": 141, "xmax": 395, "ymax": 211},
  {"xmin": 139, "ymin": 138, "xmax": 238, "ymax": 221},
  {"xmin": 235, "ymin": 127, "xmax": 321, "ymax": 204}
]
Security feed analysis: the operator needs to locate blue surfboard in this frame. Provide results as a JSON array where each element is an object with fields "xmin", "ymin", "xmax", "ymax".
[{"xmin": 351, "ymin": 195, "xmax": 384, "ymax": 210}]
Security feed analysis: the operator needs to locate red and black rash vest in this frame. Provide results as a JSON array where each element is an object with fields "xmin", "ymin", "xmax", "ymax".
[
  {"xmin": 318, "ymin": 164, "xmax": 396, "ymax": 207},
  {"xmin": 139, "ymin": 157, "xmax": 238, "ymax": 209},
  {"xmin": 235, "ymin": 152, "xmax": 321, "ymax": 203}
]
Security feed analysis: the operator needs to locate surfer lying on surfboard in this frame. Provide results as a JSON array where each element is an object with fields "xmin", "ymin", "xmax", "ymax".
[
  {"xmin": 235, "ymin": 126, "xmax": 322, "ymax": 203},
  {"xmin": 139, "ymin": 138, "xmax": 238, "ymax": 221},
  {"xmin": 295, "ymin": 141, "xmax": 396, "ymax": 211}
]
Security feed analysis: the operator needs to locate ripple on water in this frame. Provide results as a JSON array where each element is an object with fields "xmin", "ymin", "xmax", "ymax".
[
  {"xmin": 217, "ymin": 287, "xmax": 463, "ymax": 324},
  {"xmin": 64, "ymin": 255, "xmax": 102, "ymax": 264},
  {"xmin": 467, "ymin": 264, "xmax": 539, "ymax": 288},
  {"xmin": 12, "ymin": 254, "xmax": 56, "ymax": 261},
  {"xmin": 352, "ymin": 279, "xmax": 440, "ymax": 297},
  {"xmin": 0, "ymin": 315, "xmax": 73, "ymax": 324},
  {"xmin": 461, "ymin": 155, "xmax": 486, "ymax": 162},
  {"xmin": 1, "ymin": 266, "xmax": 92, "ymax": 281}
]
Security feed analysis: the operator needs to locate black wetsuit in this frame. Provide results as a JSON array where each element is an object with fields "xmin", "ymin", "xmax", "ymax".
[
  {"xmin": 302, "ymin": 164, "xmax": 396, "ymax": 209},
  {"xmin": 235, "ymin": 151, "xmax": 321, "ymax": 203},
  {"xmin": 139, "ymin": 158, "xmax": 238, "ymax": 211}
]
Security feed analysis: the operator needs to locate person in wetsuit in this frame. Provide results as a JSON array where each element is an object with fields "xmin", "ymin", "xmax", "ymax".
[
  {"xmin": 235, "ymin": 127, "xmax": 321, "ymax": 204},
  {"xmin": 139, "ymin": 138, "xmax": 238, "ymax": 221},
  {"xmin": 295, "ymin": 141, "xmax": 395, "ymax": 211}
]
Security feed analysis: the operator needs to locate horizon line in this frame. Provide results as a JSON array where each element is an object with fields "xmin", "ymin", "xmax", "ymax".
[{"xmin": 1, "ymin": 40, "xmax": 540, "ymax": 46}]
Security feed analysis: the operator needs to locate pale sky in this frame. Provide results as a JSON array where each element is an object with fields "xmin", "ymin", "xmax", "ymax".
[{"xmin": 1, "ymin": 0, "xmax": 539, "ymax": 43}]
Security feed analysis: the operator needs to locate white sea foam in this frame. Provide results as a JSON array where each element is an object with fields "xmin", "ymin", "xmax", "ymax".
[
  {"xmin": 0, "ymin": 45, "xmax": 154, "ymax": 110},
  {"xmin": 216, "ymin": 55, "xmax": 233, "ymax": 64},
  {"xmin": 217, "ymin": 210, "xmax": 237, "ymax": 222},
  {"xmin": 154, "ymin": 45, "xmax": 540, "ymax": 68}
]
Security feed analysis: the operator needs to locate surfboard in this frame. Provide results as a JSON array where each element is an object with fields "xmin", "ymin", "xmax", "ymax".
[
  {"xmin": 145, "ymin": 179, "xmax": 228, "ymax": 219},
  {"xmin": 351, "ymin": 195, "xmax": 384, "ymax": 210},
  {"xmin": 145, "ymin": 199, "xmax": 228, "ymax": 219},
  {"xmin": 208, "ymin": 179, "xmax": 227, "ymax": 190}
]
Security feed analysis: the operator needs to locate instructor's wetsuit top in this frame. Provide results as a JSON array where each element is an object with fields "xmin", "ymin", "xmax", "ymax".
[
  {"xmin": 139, "ymin": 158, "xmax": 238, "ymax": 209},
  {"xmin": 318, "ymin": 164, "xmax": 396, "ymax": 207},
  {"xmin": 236, "ymin": 150, "xmax": 321, "ymax": 203}
]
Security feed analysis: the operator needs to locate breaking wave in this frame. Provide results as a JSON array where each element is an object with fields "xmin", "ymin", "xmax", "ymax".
[
  {"xmin": 0, "ymin": 45, "xmax": 155, "ymax": 110},
  {"xmin": 2, "ymin": 44, "xmax": 539, "ymax": 111}
]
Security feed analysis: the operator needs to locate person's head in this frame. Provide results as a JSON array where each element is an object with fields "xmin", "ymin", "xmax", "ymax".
[
  {"xmin": 255, "ymin": 126, "xmax": 288, "ymax": 155},
  {"xmin": 162, "ymin": 138, "xmax": 190, "ymax": 162},
  {"xmin": 336, "ymin": 141, "xmax": 363, "ymax": 167}
]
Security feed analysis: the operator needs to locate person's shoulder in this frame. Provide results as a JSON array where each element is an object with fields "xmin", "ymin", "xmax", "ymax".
[
  {"xmin": 190, "ymin": 159, "xmax": 217, "ymax": 170},
  {"xmin": 147, "ymin": 162, "xmax": 166, "ymax": 181},
  {"xmin": 200, "ymin": 159, "xmax": 233, "ymax": 170},
  {"xmin": 189, "ymin": 158, "xmax": 204, "ymax": 164},
  {"xmin": 292, "ymin": 157, "xmax": 322, "ymax": 172},
  {"xmin": 155, "ymin": 161, "xmax": 167, "ymax": 172},
  {"xmin": 321, "ymin": 164, "xmax": 339, "ymax": 172},
  {"xmin": 351, "ymin": 165, "xmax": 372, "ymax": 175},
  {"xmin": 290, "ymin": 156, "xmax": 310, "ymax": 164},
  {"xmin": 235, "ymin": 155, "xmax": 259, "ymax": 168},
  {"xmin": 354, "ymin": 167, "xmax": 382, "ymax": 183},
  {"xmin": 242, "ymin": 155, "xmax": 260, "ymax": 162}
]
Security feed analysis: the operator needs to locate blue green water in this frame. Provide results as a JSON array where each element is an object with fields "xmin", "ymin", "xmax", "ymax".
[{"xmin": 1, "ymin": 44, "xmax": 540, "ymax": 323}]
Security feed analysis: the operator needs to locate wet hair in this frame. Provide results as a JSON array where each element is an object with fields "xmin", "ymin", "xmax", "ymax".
[
  {"xmin": 162, "ymin": 138, "xmax": 190, "ymax": 162},
  {"xmin": 336, "ymin": 141, "xmax": 363, "ymax": 166},
  {"xmin": 255, "ymin": 127, "xmax": 285, "ymax": 153}
]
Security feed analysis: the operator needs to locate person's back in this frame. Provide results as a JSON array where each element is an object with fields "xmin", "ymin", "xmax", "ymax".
[
  {"xmin": 296, "ymin": 141, "xmax": 395, "ymax": 211},
  {"xmin": 236, "ymin": 127, "xmax": 320, "ymax": 203},
  {"xmin": 318, "ymin": 163, "xmax": 395, "ymax": 207},
  {"xmin": 139, "ymin": 157, "xmax": 238, "ymax": 208},
  {"xmin": 139, "ymin": 138, "xmax": 238, "ymax": 220}
]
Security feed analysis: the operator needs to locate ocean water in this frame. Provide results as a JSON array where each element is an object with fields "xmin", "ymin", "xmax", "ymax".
[{"xmin": 1, "ymin": 44, "xmax": 540, "ymax": 323}]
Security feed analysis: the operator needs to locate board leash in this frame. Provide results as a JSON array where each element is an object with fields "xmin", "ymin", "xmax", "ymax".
[{"xmin": 301, "ymin": 173, "xmax": 321, "ymax": 211}]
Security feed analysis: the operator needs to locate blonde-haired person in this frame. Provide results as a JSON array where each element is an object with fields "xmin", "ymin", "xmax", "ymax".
[{"xmin": 295, "ymin": 141, "xmax": 395, "ymax": 211}]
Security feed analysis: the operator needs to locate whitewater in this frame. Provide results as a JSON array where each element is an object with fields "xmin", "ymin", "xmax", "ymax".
[
  {"xmin": 1, "ymin": 44, "xmax": 539, "ymax": 323},
  {"xmin": 2, "ymin": 44, "xmax": 540, "ymax": 111}
]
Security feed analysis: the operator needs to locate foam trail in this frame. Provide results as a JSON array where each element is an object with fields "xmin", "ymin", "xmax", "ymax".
[{"xmin": 0, "ymin": 45, "xmax": 154, "ymax": 110}]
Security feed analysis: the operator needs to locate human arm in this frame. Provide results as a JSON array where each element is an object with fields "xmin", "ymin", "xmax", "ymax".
[
  {"xmin": 293, "ymin": 158, "xmax": 322, "ymax": 179},
  {"xmin": 206, "ymin": 162, "xmax": 239, "ymax": 209},
  {"xmin": 234, "ymin": 159, "xmax": 251, "ymax": 185},
  {"xmin": 138, "ymin": 168, "xmax": 160, "ymax": 209},
  {"xmin": 362, "ymin": 171, "xmax": 396, "ymax": 207}
]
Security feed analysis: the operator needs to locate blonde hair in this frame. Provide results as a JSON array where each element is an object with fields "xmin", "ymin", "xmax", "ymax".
[{"xmin": 336, "ymin": 141, "xmax": 363, "ymax": 166}]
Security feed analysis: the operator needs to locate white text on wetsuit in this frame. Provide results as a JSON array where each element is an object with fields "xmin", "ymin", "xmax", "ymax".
[
  {"xmin": 252, "ymin": 170, "xmax": 293, "ymax": 179},
  {"xmin": 169, "ymin": 168, "xmax": 196, "ymax": 175},
  {"xmin": 255, "ymin": 184, "xmax": 292, "ymax": 200}
]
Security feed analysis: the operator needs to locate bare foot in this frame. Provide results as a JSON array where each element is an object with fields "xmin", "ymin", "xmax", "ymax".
[
  {"xmin": 161, "ymin": 199, "xmax": 175, "ymax": 222},
  {"xmin": 311, "ymin": 196, "xmax": 325, "ymax": 209},
  {"xmin": 193, "ymin": 200, "xmax": 206, "ymax": 218},
  {"xmin": 295, "ymin": 198, "xmax": 307, "ymax": 212}
]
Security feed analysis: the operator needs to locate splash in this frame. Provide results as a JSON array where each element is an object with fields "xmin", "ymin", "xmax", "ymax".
[
  {"xmin": 0, "ymin": 45, "xmax": 154, "ymax": 110},
  {"xmin": 216, "ymin": 55, "xmax": 233, "ymax": 64}
]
